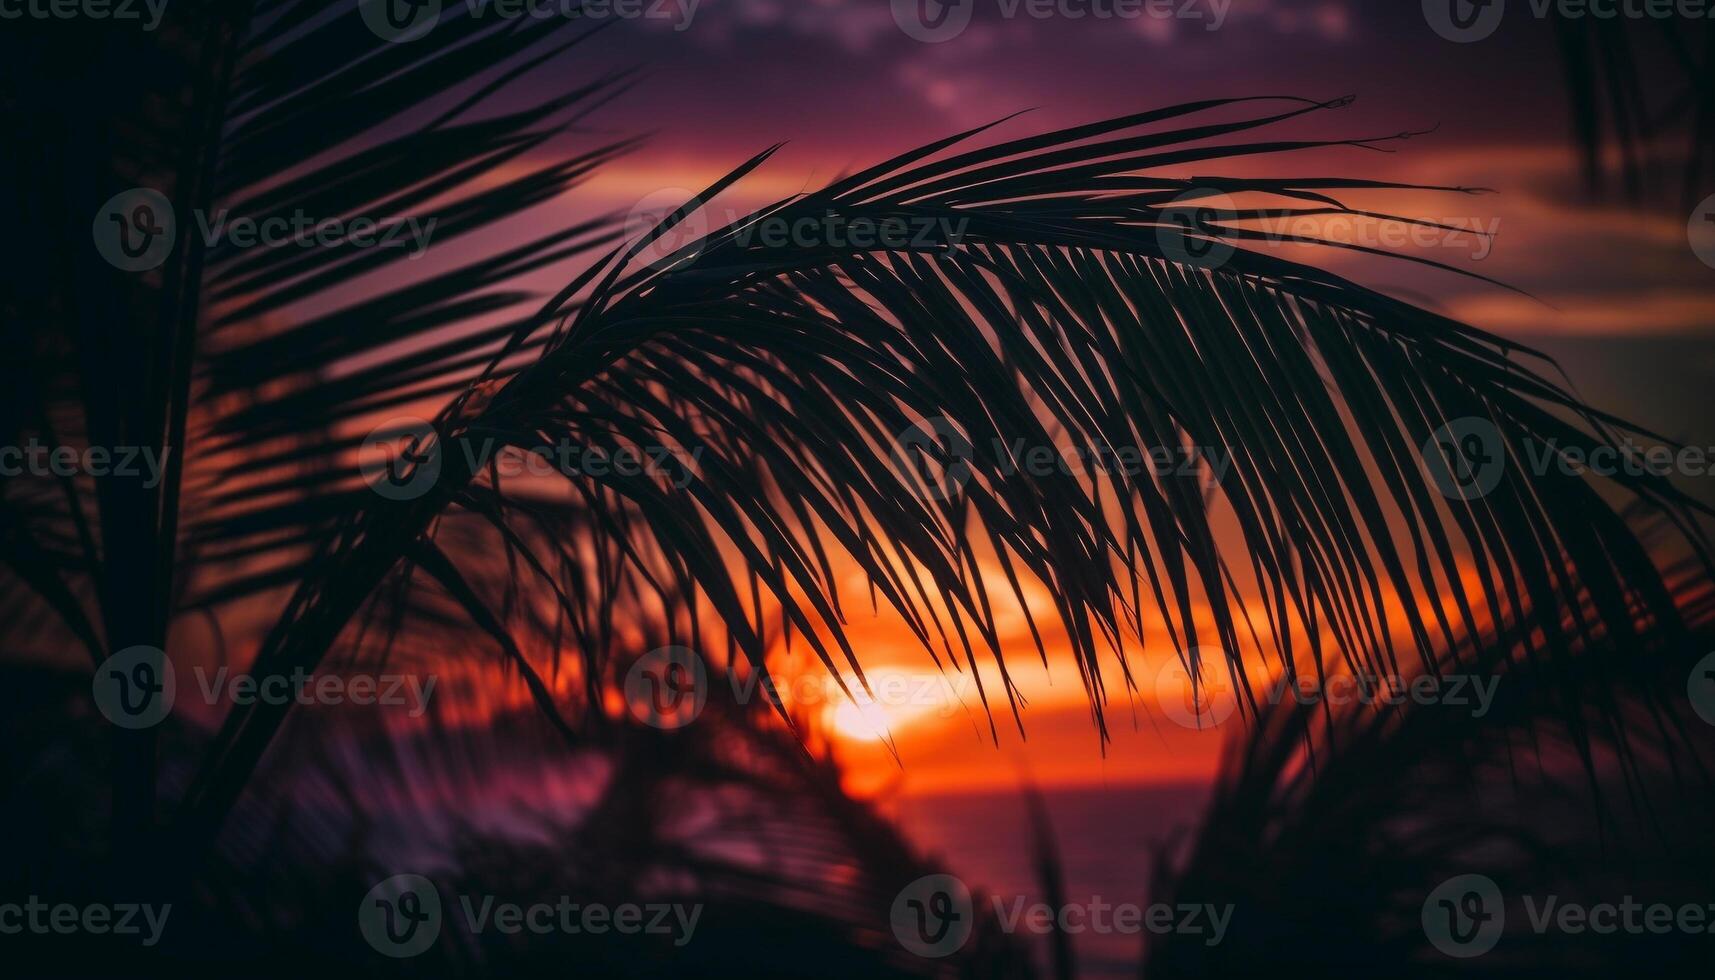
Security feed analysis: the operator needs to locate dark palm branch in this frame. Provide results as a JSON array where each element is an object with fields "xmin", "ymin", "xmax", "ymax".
[
  {"xmin": 1144, "ymin": 564, "xmax": 1715, "ymax": 976},
  {"xmin": 2, "ymin": 0, "xmax": 632, "ymax": 856},
  {"xmin": 177, "ymin": 91, "xmax": 1712, "ymax": 853},
  {"xmin": 1553, "ymin": 14, "xmax": 1715, "ymax": 202}
]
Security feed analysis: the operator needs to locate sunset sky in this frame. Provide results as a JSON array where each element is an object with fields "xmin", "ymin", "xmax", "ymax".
[
  {"xmin": 338, "ymin": 0, "xmax": 1715, "ymax": 798},
  {"xmin": 22, "ymin": 8, "xmax": 1715, "ymax": 977},
  {"xmin": 517, "ymin": 0, "xmax": 1712, "ymax": 796}
]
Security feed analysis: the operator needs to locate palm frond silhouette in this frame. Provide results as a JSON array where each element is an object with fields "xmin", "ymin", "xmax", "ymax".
[
  {"xmin": 2, "ymin": 1, "xmax": 1709, "ymax": 904},
  {"xmin": 1553, "ymin": 14, "xmax": 1715, "ymax": 202},
  {"xmin": 1145, "ymin": 563, "xmax": 1715, "ymax": 976}
]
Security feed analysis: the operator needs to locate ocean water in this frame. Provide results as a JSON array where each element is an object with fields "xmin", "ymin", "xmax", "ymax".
[{"xmin": 892, "ymin": 782, "xmax": 1214, "ymax": 980}]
